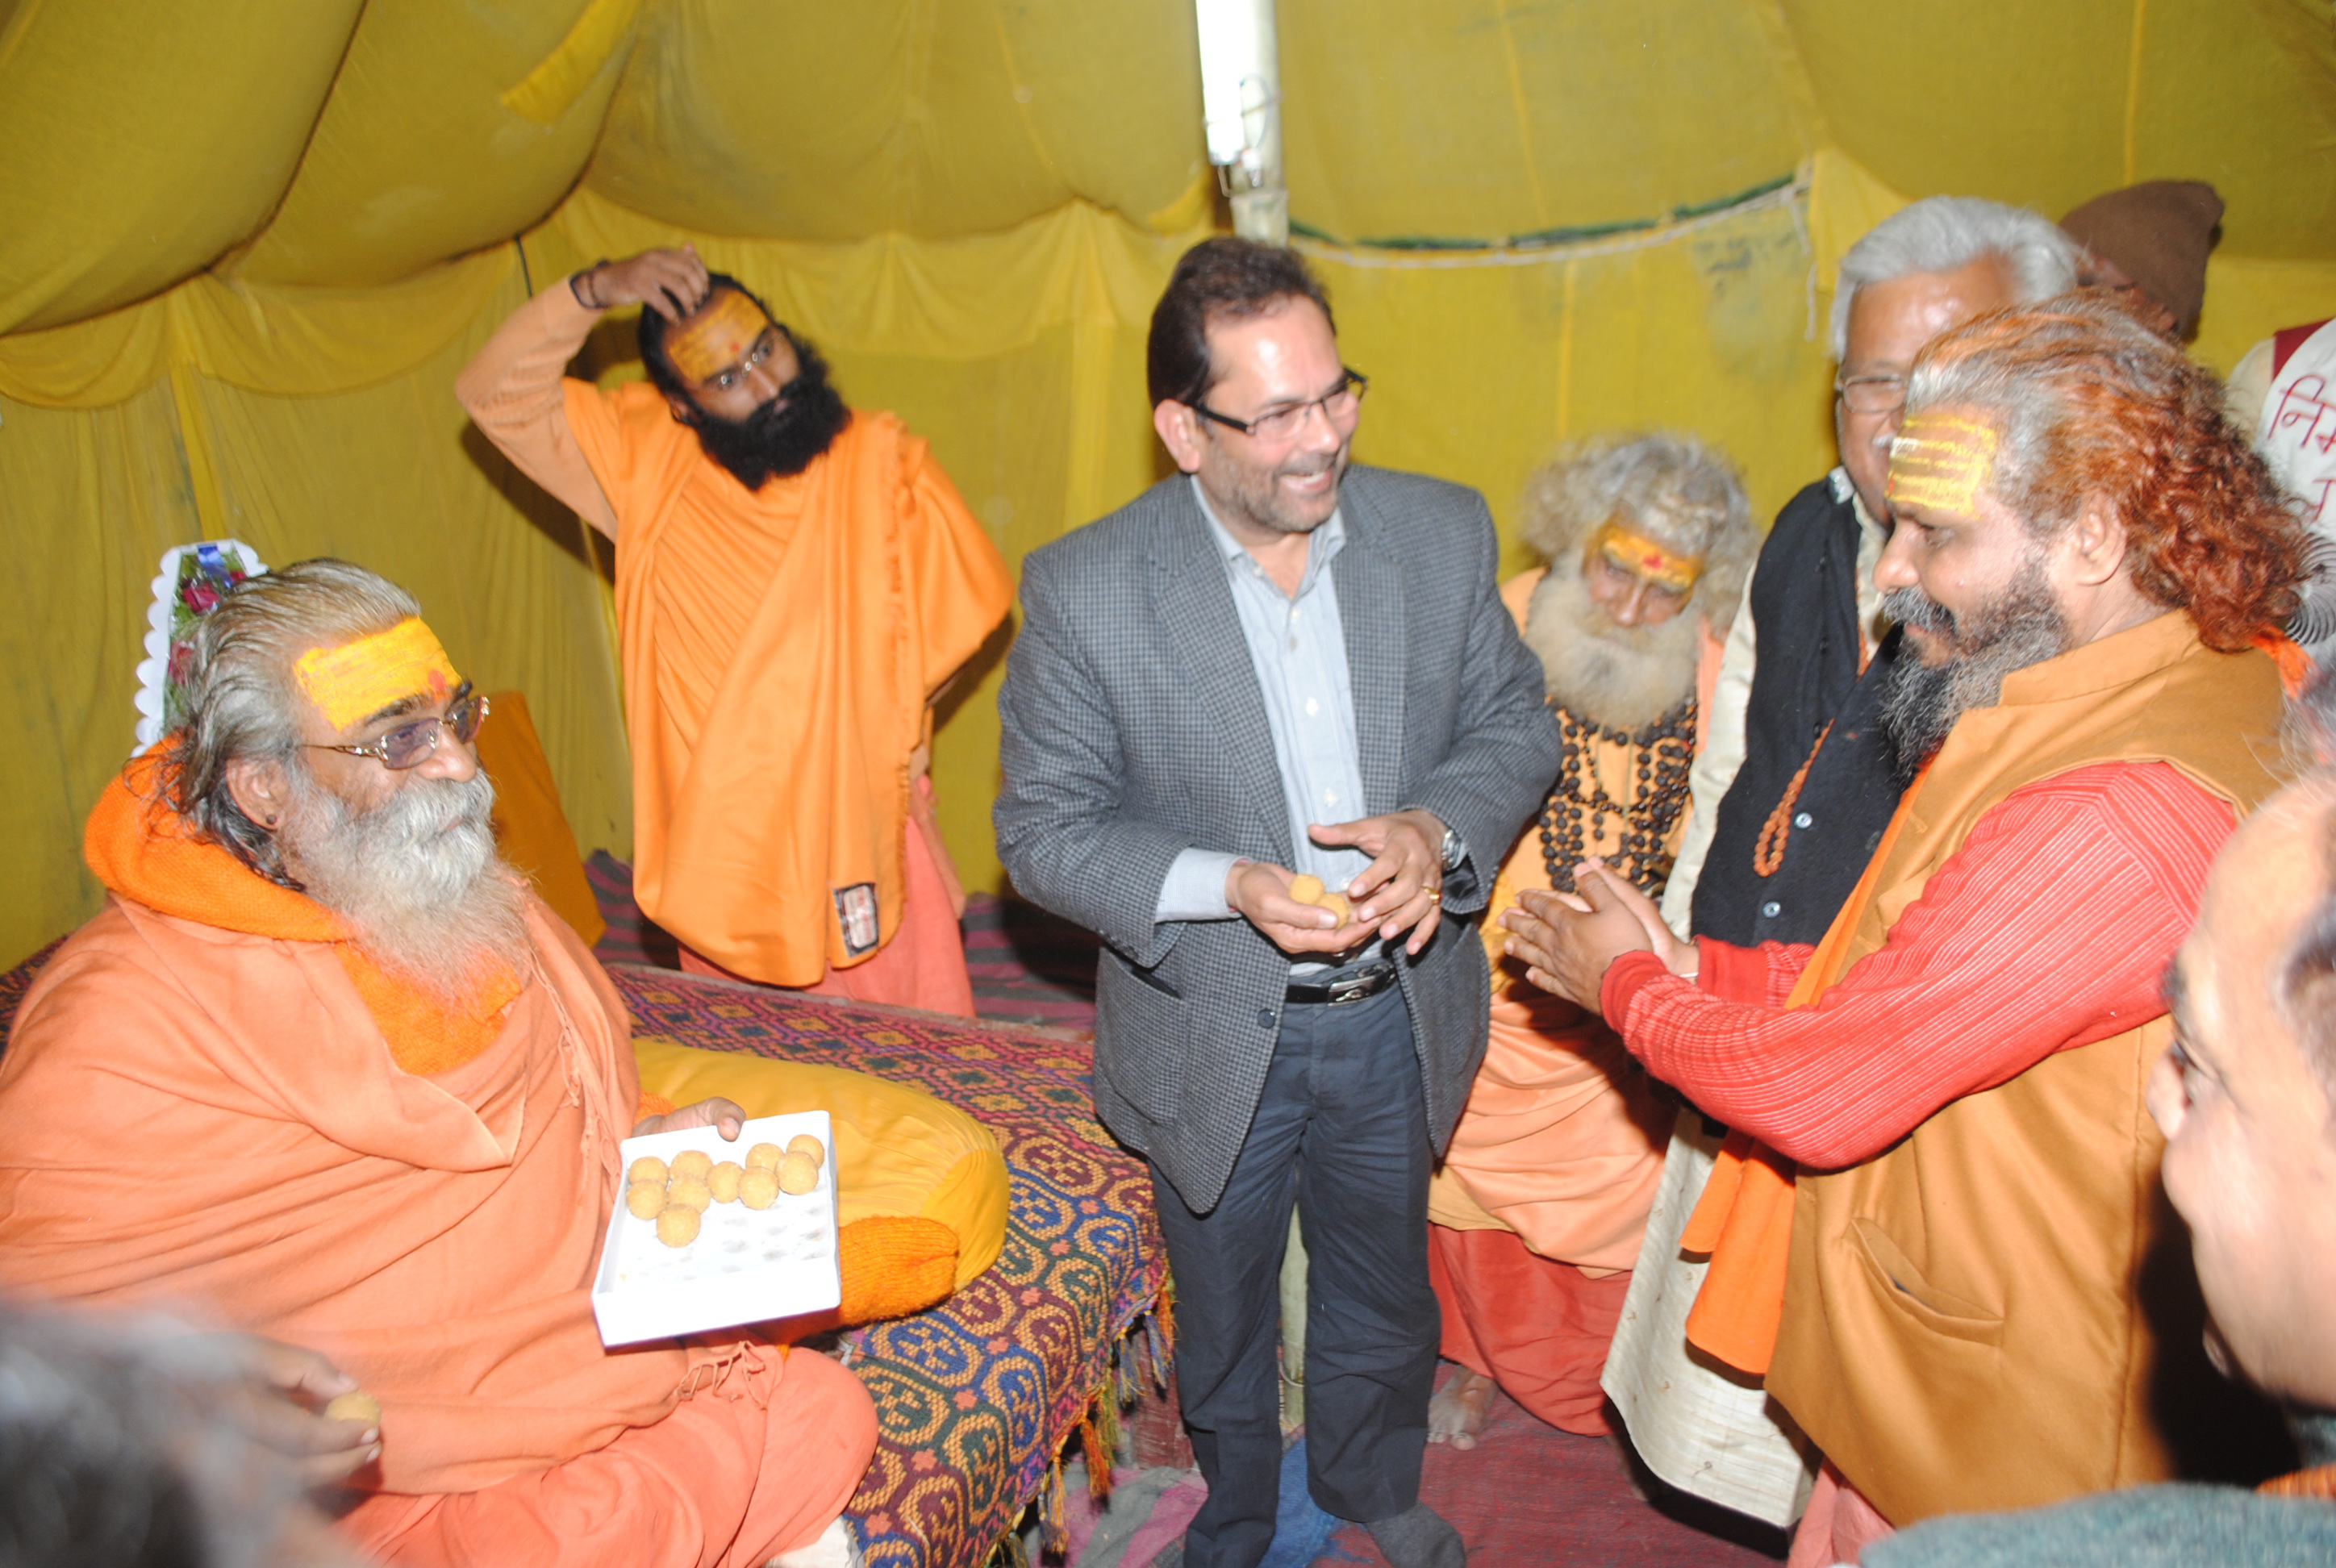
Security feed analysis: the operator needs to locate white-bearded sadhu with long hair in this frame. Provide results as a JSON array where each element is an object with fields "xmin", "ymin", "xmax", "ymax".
[{"xmin": 1425, "ymin": 433, "xmax": 1754, "ymax": 1449}]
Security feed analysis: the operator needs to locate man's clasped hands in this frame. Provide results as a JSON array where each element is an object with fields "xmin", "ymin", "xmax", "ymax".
[
  {"xmin": 1227, "ymin": 802, "xmax": 1687, "ymax": 1007},
  {"xmin": 1498, "ymin": 858, "xmax": 1696, "ymax": 1008}
]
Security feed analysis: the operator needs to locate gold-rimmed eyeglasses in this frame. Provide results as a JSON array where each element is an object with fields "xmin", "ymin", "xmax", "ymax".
[{"xmin": 307, "ymin": 686, "xmax": 490, "ymax": 770}]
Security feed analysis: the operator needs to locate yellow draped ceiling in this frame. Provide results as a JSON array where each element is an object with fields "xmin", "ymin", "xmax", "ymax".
[{"xmin": 2, "ymin": 0, "xmax": 2331, "ymax": 966}]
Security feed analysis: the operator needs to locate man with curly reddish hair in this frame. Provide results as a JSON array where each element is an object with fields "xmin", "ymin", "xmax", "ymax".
[{"xmin": 1503, "ymin": 296, "xmax": 2307, "ymax": 1562}]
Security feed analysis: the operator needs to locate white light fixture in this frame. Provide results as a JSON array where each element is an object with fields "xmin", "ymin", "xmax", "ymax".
[{"xmin": 1193, "ymin": 0, "xmax": 1287, "ymax": 244}]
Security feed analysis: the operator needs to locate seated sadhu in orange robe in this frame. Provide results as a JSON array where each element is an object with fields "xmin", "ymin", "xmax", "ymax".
[
  {"xmin": 1425, "ymin": 435, "xmax": 1752, "ymax": 1445},
  {"xmin": 458, "ymin": 246, "xmax": 1014, "ymax": 1015},
  {"xmin": 0, "ymin": 562, "xmax": 877, "ymax": 1568}
]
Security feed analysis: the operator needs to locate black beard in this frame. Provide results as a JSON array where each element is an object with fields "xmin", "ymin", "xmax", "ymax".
[
  {"xmin": 1879, "ymin": 557, "xmax": 2072, "ymax": 778},
  {"xmin": 686, "ymin": 344, "xmax": 851, "ymax": 490}
]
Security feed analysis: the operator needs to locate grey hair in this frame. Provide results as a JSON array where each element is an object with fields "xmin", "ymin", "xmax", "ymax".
[
  {"xmin": 164, "ymin": 559, "xmax": 419, "ymax": 886},
  {"xmin": 1829, "ymin": 197, "xmax": 2080, "ymax": 360},
  {"xmin": 1517, "ymin": 430, "xmax": 1758, "ymax": 633},
  {"xmin": 0, "ymin": 1299, "xmax": 350, "ymax": 1567}
]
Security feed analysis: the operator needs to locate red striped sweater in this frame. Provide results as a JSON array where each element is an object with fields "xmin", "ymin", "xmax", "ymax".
[{"xmin": 1600, "ymin": 761, "xmax": 2234, "ymax": 1170}]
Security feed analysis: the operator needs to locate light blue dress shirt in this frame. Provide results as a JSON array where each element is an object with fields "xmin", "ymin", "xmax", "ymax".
[{"xmin": 1153, "ymin": 482, "xmax": 1378, "ymax": 964}]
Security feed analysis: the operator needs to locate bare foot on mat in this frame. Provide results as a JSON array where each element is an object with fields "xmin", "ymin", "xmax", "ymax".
[{"xmin": 1426, "ymin": 1366, "xmax": 1495, "ymax": 1450}]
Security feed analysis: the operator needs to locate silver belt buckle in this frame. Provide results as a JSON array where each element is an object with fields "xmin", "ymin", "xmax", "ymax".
[{"xmin": 1325, "ymin": 967, "xmax": 1382, "ymax": 1006}]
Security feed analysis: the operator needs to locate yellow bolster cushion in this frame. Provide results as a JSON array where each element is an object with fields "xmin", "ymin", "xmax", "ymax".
[{"xmin": 630, "ymin": 1036, "xmax": 1009, "ymax": 1288}]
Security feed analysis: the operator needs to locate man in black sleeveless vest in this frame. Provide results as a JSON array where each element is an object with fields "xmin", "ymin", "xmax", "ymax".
[{"xmin": 1666, "ymin": 198, "xmax": 2080, "ymax": 949}]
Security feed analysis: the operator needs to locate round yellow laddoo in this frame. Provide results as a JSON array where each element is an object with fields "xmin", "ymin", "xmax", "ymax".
[
  {"xmin": 655, "ymin": 1205, "xmax": 701, "ymax": 1247},
  {"xmin": 786, "ymin": 1133, "xmax": 825, "ymax": 1169},
  {"xmin": 625, "ymin": 1180, "xmax": 668, "ymax": 1220},
  {"xmin": 778, "ymin": 1150, "xmax": 820, "ymax": 1195},
  {"xmin": 737, "ymin": 1167, "xmax": 779, "ymax": 1209},
  {"xmin": 670, "ymin": 1149, "xmax": 714, "ymax": 1182},
  {"xmin": 666, "ymin": 1174, "xmax": 713, "ymax": 1212},
  {"xmin": 1287, "ymin": 873, "xmax": 1325, "ymax": 904},
  {"xmin": 707, "ymin": 1161, "xmax": 744, "ymax": 1203},
  {"xmin": 323, "ymin": 1391, "xmax": 381, "ymax": 1426},
  {"xmin": 1318, "ymin": 891, "xmax": 1353, "ymax": 927},
  {"xmin": 627, "ymin": 1155, "xmax": 669, "ymax": 1186},
  {"xmin": 745, "ymin": 1141, "xmax": 783, "ymax": 1171}
]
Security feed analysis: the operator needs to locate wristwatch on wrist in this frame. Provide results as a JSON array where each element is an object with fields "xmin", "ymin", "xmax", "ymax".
[{"xmin": 1438, "ymin": 825, "xmax": 1463, "ymax": 870}]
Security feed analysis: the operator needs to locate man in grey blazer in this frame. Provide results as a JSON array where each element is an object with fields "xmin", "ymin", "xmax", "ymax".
[{"xmin": 995, "ymin": 239, "xmax": 1559, "ymax": 1568}]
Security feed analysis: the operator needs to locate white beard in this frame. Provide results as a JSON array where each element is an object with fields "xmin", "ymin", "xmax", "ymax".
[
  {"xmin": 1521, "ymin": 565, "xmax": 1703, "ymax": 732},
  {"xmin": 278, "ymin": 768, "xmax": 532, "ymax": 1003}
]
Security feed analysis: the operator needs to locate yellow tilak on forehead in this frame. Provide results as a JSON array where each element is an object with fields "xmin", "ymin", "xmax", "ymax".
[
  {"xmin": 1888, "ymin": 413, "xmax": 2000, "ymax": 516},
  {"xmin": 666, "ymin": 290, "xmax": 773, "ymax": 383},
  {"xmin": 294, "ymin": 618, "xmax": 460, "ymax": 731},
  {"xmin": 1592, "ymin": 519, "xmax": 1703, "ymax": 594}
]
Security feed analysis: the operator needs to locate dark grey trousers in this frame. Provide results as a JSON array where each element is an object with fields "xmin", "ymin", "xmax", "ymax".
[{"xmin": 1151, "ymin": 984, "xmax": 1439, "ymax": 1568}]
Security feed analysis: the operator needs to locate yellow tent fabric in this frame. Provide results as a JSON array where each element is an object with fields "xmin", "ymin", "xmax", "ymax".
[{"xmin": 5, "ymin": 0, "xmax": 2333, "ymax": 970}]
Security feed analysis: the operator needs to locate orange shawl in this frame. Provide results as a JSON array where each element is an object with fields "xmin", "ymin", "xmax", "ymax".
[
  {"xmin": 0, "ymin": 770, "xmax": 725, "ymax": 1494},
  {"xmin": 83, "ymin": 753, "xmax": 520, "ymax": 1075},
  {"xmin": 566, "ymin": 392, "xmax": 1012, "ymax": 986}
]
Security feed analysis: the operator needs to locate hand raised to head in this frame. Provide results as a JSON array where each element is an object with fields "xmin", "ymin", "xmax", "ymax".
[{"xmin": 578, "ymin": 246, "xmax": 712, "ymax": 321}]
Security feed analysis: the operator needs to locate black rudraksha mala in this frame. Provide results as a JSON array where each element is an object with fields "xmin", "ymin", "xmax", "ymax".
[{"xmin": 1536, "ymin": 698, "xmax": 1696, "ymax": 896}]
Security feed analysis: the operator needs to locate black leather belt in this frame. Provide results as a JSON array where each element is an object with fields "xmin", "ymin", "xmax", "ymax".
[{"xmin": 1284, "ymin": 960, "xmax": 1396, "ymax": 1007}]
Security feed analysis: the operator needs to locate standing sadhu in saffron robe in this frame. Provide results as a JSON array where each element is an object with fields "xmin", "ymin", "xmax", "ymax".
[
  {"xmin": 459, "ymin": 247, "xmax": 1013, "ymax": 1014},
  {"xmin": 1424, "ymin": 434, "xmax": 1752, "ymax": 1446},
  {"xmin": 1503, "ymin": 300, "xmax": 2307, "ymax": 1565},
  {"xmin": 0, "ymin": 563, "xmax": 879, "ymax": 1567}
]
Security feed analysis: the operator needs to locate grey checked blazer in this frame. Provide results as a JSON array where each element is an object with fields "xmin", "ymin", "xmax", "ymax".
[{"xmin": 995, "ymin": 466, "xmax": 1561, "ymax": 1211}]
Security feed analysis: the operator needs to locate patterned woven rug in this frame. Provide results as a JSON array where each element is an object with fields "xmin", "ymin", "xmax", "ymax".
[{"xmin": 611, "ymin": 965, "xmax": 1166, "ymax": 1567}]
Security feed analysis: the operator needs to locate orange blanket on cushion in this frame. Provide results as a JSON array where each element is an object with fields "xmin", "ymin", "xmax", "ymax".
[
  {"xmin": 0, "ymin": 809, "xmax": 736, "ymax": 1493},
  {"xmin": 566, "ymin": 391, "xmax": 1012, "ymax": 986}
]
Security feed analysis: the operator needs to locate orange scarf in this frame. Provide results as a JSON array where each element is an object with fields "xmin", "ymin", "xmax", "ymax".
[
  {"xmin": 84, "ymin": 753, "xmax": 521, "ymax": 1075},
  {"xmin": 1677, "ymin": 765, "xmax": 1933, "ymax": 1376}
]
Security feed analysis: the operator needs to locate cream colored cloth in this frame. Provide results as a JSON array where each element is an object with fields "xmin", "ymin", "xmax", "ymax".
[
  {"xmin": 1660, "ymin": 469, "xmax": 1889, "ymax": 938},
  {"xmin": 1600, "ymin": 1110, "xmax": 1818, "ymax": 1528}
]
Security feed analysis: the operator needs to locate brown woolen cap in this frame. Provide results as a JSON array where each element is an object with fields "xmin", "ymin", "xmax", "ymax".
[{"xmin": 2060, "ymin": 180, "xmax": 2225, "ymax": 330}]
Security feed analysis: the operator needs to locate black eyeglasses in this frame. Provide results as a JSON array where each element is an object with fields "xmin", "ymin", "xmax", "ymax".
[
  {"xmin": 307, "ymin": 685, "xmax": 490, "ymax": 770},
  {"xmin": 1834, "ymin": 374, "xmax": 1908, "ymax": 415},
  {"xmin": 1191, "ymin": 369, "xmax": 1369, "ymax": 442}
]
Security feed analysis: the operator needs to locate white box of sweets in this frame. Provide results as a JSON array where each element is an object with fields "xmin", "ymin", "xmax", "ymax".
[{"xmin": 590, "ymin": 1111, "xmax": 841, "ymax": 1348}]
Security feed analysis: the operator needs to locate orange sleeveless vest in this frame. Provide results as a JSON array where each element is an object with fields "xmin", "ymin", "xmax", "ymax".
[{"xmin": 1765, "ymin": 612, "xmax": 2286, "ymax": 1525}]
